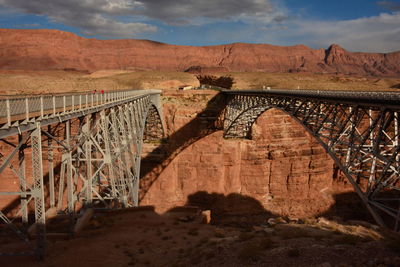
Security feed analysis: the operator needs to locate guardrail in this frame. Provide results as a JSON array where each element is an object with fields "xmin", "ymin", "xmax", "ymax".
[{"xmin": 0, "ymin": 89, "xmax": 160, "ymax": 127}]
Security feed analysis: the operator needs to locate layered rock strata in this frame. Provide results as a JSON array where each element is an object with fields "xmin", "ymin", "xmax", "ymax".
[
  {"xmin": 1, "ymin": 29, "xmax": 399, "ymax": 76},
  {"xmin": 140, "ymin": 90, "xmax": 354, "ymax": 218}
]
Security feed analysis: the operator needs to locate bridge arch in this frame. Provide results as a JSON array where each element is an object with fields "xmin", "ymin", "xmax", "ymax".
[
  {"xmin": 223, "ymin": 92, "xmax": 400, "ymax": 230},
  {"xmin": 143, "ymin": 104, "xmax": 165, "ymax": 141}
]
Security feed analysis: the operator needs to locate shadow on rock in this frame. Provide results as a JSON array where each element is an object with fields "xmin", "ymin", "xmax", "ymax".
[{"xmin": 139, "ymin": 92, "xmax": 227, "ymax": 202}]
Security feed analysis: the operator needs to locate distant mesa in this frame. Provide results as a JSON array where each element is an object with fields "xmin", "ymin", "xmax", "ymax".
[{"xmin": 0, "ymin": 29, "xmax": 399, "ymax": 77}]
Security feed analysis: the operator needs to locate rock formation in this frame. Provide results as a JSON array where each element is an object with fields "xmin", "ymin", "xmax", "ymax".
[
  {"xmin": 140, "ymin": 90, "xmax": 355, "ymax": 219},
  {"xmin": 0, "ymin": 29, "xmax": 399, "ymax": 76}
]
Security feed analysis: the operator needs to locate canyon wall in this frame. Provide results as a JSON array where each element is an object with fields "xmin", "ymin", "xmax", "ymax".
[
  {"xmin": 1, "ymin": 29, "xmax": 399, "ymax": 77},
  {"xmin": 140, "ymin": 90, "xmax": 354, "ymax": 219}
]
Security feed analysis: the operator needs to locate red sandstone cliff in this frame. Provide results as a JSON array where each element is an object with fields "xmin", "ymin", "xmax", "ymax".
[
  {"xmin": 139, "ymin": 91, "xmax": 355, "ymax": 219},
  {"xmin": 0, "ymin": 29, "xmax": 399, "ymax": 76}
]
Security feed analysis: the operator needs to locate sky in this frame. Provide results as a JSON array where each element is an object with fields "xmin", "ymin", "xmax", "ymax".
[{"xmin": 0, "ymin": 0, "xmax": 399, "ymax": 52}]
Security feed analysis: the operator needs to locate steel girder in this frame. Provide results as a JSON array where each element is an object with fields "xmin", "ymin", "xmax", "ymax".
[
  {"xmin": 0, "ymin": 91, "xmax": 164, "ymax": 258},
  {"xmin": 223, "ymin": 92, "xmax": 400, "ymax": 231}
]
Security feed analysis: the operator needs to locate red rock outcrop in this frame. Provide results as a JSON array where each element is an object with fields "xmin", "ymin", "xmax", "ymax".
[
  {"xmin": 0, "ymin": 29, "xmax": 399, "ymax": 76},
  {"xmin": 140, "ymin": 91, "xmax": 354, "ymax": 219}
]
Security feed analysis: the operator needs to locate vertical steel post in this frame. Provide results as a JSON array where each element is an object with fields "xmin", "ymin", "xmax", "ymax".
[
  {"xmin": 18, "ymin": 133, "xmax": 28, "ymax": 224},
  {"xmin": 124, "ymin": 105, "xmax": 137, "ymax": 203},
  {"xmin": 31, "ymin": 123, "xmax": 46, "ymax": 258},
  {"xmin": 6, "ymin": 99, "xmax": 11, "ymax": 127},
  {"xmin": 48, "ymin": 125, "xmax": 55, "ymax": 208},
  {"xmin": 52, "ymin": 96, "xmax": 56, "ymax": 115},
  {"xmin": 66, "ymin": 120, "xmax": 74, "ymax": 213},
  {"xmin": 25, "ymin": 98, "xmax": 29, "ymax": 122},
  {"xmin": 57, "ymin": 160, "xmax": 66, "ymax": 211},
  {"xmin": 110, "ymin": 108, "xmax": 127, "ymax": 206},
  {"xmin": 40, "ymin": 96, "xmax": 44, "ymax": 118},
  {"xmin": 345, "ymin": 107, "xmax": 353, "ymax": 166},
  {"xmin": 368, "ymin": 109, "xmax": 377, "ymax": 188},
  {"xmin": 85, "ymin": 115, "xmax": 93, "ymax": 205},
  {"xmin": 101, "ymin": 111, "xmax": 118, "ymax": 201}
]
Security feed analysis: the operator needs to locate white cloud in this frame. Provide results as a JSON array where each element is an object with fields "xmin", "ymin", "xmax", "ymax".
[
  {"xmin": 78, "ymin": 14, "xmax": 157, "ymax": 38},
  {"xmin": 0, "ymin": 0, "xmax": 399, "ymax": 52},
  {"xmin": 0, "ymin": 0, "xmax": 284, "ymax": 37},
  {"xmin": 289, "ymin": 12, "xmax": 400, "ymax": 52},
  {"xmin": 0, "ymin": 0, "xmax": 157, "ymax": 37}
]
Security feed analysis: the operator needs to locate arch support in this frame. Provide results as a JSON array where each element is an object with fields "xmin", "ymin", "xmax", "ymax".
[{"xmin": 223, "ymin": 93, "xmax": 400, "ymax": 230}]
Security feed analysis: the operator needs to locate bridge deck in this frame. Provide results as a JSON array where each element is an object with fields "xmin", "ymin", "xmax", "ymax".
[
  {"xmin": 0, "ymin": 89, "xmax": 161, "ymax": 139},
  {"xmin": 222, "ymin": 89, "xmax": 400, "ymax": 109}
]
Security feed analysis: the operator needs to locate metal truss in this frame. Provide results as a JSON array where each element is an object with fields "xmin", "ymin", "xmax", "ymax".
[
  {"xmin": 0, "ymin": 90, "xmax": 164, "ymax": 258},
  {"xmin": 223, "ymin": 89, "xmax": 400, "ymax": 231}
]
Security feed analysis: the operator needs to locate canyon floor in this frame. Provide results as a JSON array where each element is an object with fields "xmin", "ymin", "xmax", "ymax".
[{"xmin": 0, "ymin": 205, "xmax": 400, "ymax": 267}]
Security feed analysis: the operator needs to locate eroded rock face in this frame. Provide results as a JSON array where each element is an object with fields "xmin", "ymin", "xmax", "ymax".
[
  {"xmin": 140, "ymin": 91, "xmax": 353, "ymax": 218},
  {"xmin": 1, "ymin": 29, "xmax": 399, "ymax": 76}
]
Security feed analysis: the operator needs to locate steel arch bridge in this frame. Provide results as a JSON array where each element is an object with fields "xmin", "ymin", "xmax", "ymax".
[
  {"xmin": 222, "ymin": 89, "xmax": 400, "ymax": 232},
  {"xmin": 0, "ymin": 89, "xmax": 164, "ymax": 257}
]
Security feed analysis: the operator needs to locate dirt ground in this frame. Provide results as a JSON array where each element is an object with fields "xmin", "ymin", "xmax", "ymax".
[
  {"xmin": 0, "ymin": 206, "xmax": 399, "ymax": 267},
  {"xmin": 0, "ymin": 70, "xmax": 399, "ymax": 96}
]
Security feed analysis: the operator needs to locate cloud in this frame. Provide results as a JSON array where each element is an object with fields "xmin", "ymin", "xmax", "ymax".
[
  {"xmin": 378, "ymin": 1, "xmax": 400, "ymax": 11},
  {"xmin": 0, "ymin": 0, "xmax": 284, "ymax": 37},
  {"xmin": 189, "ymin": 11, "xmax": 400, "ymax": 52},
  {"xmin": 136, "ymin": 0, "xmax": 284, "ymax": 24},
  {"xmin": 289, "ymin": 12, "xmax": 400, "ymax": 52},
  {"xmin": 0, "ymin": 0, "xmax": 398, "ymax": 53},
  {"xmin": 76, "ymin": 15, "xmax": 157, "ymax": 38},
  {"xmin": 0, "ymin": 0, "xmax": 157, "ymax": 37}
]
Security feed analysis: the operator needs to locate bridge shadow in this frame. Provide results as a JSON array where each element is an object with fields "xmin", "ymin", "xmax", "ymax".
[
  {"xmin": 139, "ymin": 91, "xmax": 227, "ymax": 202},
  {"xmin": 173, "ymin": 191, "xmax": 377, "ymax": 228},
  {"xmin": 166, "ymin": 191, "xmax": 400, "ymax": 246},
  {"xmin": 317, "ymin": 191, "xmax": 374, "ymax": 223},
  {"xmin": 182, "ymin": 191, "xmax": 275, "ymax": 227},
  {"xmin": 319, "ymin": 190, "xmax": 400, "ymax": 231}
]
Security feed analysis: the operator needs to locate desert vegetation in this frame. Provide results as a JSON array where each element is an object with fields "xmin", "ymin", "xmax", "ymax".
[{"xmin": 196, "ymin": 75, "xmax": 235, "ymax": 89}]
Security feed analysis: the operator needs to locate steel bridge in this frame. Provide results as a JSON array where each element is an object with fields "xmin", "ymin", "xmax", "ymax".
[
  {"xmin": 0, "ymin": 89, "xmax": 164, "ymax": 258},
  {"xmin": 222, "ymin": 89, "xmax": 400, "ymax": 232},
  {"xmin": 1, "ymin": 88, "xmax": 400, "ymax": 258}
]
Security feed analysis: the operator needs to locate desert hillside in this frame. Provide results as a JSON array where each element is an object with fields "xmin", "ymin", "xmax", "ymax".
[{"xmin": 0, "ymin": 29, "xmax": 399, "ymax": 77}]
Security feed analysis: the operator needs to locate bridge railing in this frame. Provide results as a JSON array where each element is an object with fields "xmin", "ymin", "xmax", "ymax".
[{"xmin": 0, "ymin": 89, "xmax": 160, "ymax": 127}]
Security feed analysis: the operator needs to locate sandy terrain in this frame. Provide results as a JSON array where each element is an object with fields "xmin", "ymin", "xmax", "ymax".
[
  {"xmin": 0, "ymin": 206, "xmax": 399, "ymax": 267},
  {"xmin": 0, "ymin": 70, "xmax": 399, "ymax": 96},
  {"xmin": 0, "ymin": 70, "xmax": 198, "ymax": 95}
]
